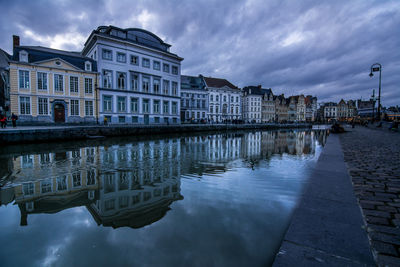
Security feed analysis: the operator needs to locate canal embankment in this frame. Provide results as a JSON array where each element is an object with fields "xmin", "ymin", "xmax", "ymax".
[
  {"xmin": 0, "ymin": 123, "xmax": 311, "ymax": 145},
  {"xmin": 273, "ymin": 132, "xmax": 375, "ymax": 266}
]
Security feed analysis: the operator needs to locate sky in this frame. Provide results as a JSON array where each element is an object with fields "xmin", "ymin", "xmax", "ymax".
[{"xmin": 0, "ymin": 0, "xmax": 399, "ymax": 107}]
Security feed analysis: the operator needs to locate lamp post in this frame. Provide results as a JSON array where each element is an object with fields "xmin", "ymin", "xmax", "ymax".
[
  {"xmin": 370, "ymin": 89, "xmax": 376, "ymax": 121},
  {"xmin": 369, "ymin": 63, "xmax": 382, "ymax": 120}
]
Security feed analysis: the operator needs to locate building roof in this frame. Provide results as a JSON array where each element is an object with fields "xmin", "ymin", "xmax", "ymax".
[
  {"xmin": 0, "ymin": 48, "xmax": 10, "ymax": 70},
  {"xmin": 181, "ymin": 75, "xmax": 206, "ymax": 91},
  {"xmin": 11, "ymin": 46, "xmax": 97, "ymax": 72},
  {"xmin": 242, "ymin": 86, "xmax": 272, "ymax": 96},
  {"xmin": 83, "ymin": 25, "xmax": 183, "ymax": 60},
  {"xmin": 202, "ymin": 76, "xmax": 238, "ymax": 90}
]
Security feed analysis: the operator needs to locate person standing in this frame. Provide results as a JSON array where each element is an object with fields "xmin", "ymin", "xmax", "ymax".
[
  {"xmin": 0, "ymin": 114, "xmax": 6, "ymax": 128},
  {"xmin": 11, "ymin": 113, "xmax": 18, "ymax": 128}
]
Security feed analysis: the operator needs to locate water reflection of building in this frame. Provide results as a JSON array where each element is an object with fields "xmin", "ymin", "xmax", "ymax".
[
  {"xmin": 0, "ymin": 131, "xmax": 328, "ymax": 228},
  {"xmin": 87, "ymin": 139, "xmax": 183, "ymax": 229}
]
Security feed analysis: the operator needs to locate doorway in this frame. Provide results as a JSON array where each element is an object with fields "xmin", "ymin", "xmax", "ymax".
[{"xmin": 54, "ymin": 104, "xmax": 65, "ymax": 123}]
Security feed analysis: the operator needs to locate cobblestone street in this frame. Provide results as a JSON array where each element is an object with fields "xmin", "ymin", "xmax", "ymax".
[{"xmin": 340, "ymin": 126, "xmax": 400, "ymax": 266}]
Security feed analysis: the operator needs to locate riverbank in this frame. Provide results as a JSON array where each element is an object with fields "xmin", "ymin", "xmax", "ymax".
[
  {"xmin": 273, "ymin": 130, "xmax": 375, "ymax": 266},
  {"xmin": 0, "ymin": 123, "xmax": 311, "ymax": 145}
]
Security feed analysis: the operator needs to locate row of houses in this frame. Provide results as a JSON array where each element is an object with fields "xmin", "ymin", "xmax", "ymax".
[{"xmin": 0, "ymin": 25, "xmax": 318, "ymax": 125}]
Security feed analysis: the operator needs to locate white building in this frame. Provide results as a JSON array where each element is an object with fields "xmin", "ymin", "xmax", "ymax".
[
  {"xmin": 202, "ymin": 76, "xmax": 241, "ymax": 123},
  {"xmin": 82, "ymin": 26, "xmax": 183, "ymax": 124},
  {"xmin": 242, "ymin": 86, "xmax": 263, "ymax": 123}
]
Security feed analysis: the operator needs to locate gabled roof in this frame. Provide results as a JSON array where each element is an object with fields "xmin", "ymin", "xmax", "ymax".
[
  {"xmin": 11, "ymin": 46, "xmax": 97, "ymax": 72},
  {"xmin": 202, "ymin": 76, "xmax": 238, "ymax": 90}
]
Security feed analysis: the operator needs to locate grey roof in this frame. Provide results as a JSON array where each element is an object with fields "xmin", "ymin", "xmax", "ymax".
[
  {"xmin": 11, "ymin": 46, "xmax": 97, "ymax": 72},
  {"xmin": 243, "ymin": 86, "xmax": 273, "ymax": 96},
  {"xmin": 181, "ymin": 75, "xmax": 206, "ymax": 91},
  {"xmin": 0, "ymin": 49, "xmax": 10, "ymax": 70}
]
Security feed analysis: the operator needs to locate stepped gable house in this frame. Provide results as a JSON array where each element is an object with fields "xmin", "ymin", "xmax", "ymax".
[{"xmin": 82, "ymin": 26, "xmax": 183, "ymax": 125}]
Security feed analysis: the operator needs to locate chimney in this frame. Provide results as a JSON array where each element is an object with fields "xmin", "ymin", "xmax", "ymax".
[{"xmin": 13, "ymin": 35, "xmax": 20, "ymax": 48}]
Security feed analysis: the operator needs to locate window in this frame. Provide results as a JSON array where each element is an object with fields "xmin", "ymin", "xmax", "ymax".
[
  {"xmin": 210, "ymin": 106, "xmax": 213, "ymax": 113},
  {"xmin": 130, "ymin": 55, "xmax": 138, "ymax": 65},
  {"xmin": 154, "ymin": 117, "xmax": 160, "ymax": 123},
  {"xmin": 37, "ymin": 72, "xmax": 47, "ymax": 90},
  {"xmin": 130, "ymin": 73, "xmax": 139, "ymax": 91},
  {"xmin": 172, "ymin": 82, "xmax": 178, "ymax": 96},
  {"xmin": 87, "ymin": 169, "xmax": 96, "ymax": 185},
  {"xmin": 117, "ymin": 72, "xmax": 126, "ymax": 89},
  {"xmin": 23, "ymin": 183, "xmax": 34, "ymax": 195},
  {"xmin": 231, "ymin": 96, "xmax": 234, "ymax": 102},
  {"xmin": 85, "ymin": 62, "xmax": 92, "ymax": 71},
  {"xmin": 210, "ymin": 95, "xmax": 213, "ymax": 101},
  {"xmin": 118, "ymin": 116, "xmax": 125, "ymax": 123},
  {"xmin": 117, "ymin": 96, "xmax": 126, "ymax": 112},
  {"xmin": 85, "ymin": 100, "xmax": 94, "ymax": 116},
  {"xmin": 70, "ymin": 99, "xmax": 79, "ymax": 116},
  {"xmin": 103, "ymin": 70, "xmax": 113, "ymax": 88},
  {"xmin": 117, "ymin": 52, "xmax": 126, "ymax": 63},
  {"xmin": 216, "ymin": 95, "xmax": 219, "ymax": 101},
  {"xmin": 163, "ymin": 101, "xmax": 169, "ymax": 114},
  {"xmin": 102, "ymin": 49, "xmax": 112, "ymax": 60},
  {"xmin": 41, "ymin": 179, "xmax": 52, "ymax": 193},
  {"xmin": 103, "ymin": 95, "xmax": 112, "ymax": 112},
  {"xmin": 153, "ymin": 100, "xmax": 160, "ymax": 114},
  {"xmin": 142, "ymin": 76, "xmax": 150, "ymax": 92},
  {"xmin": 163, "ymin": 63, "xmax": 169, "ymax": 73},
  {"xmin": 172, "ymin": 102, "xmax": 177, "ymax": 114},
  {"xmin": 132, "ymin": 116, "xmax": 138, "ymax": 123},
  {"xmin": 57, "ymin": 176, "xmax": 67, "ymax": 191},
  {"xmin": 202, "ymin": 100, "xmax": 206, "ymax": 108},
  {"xmin": 172, "ymin": 66, "xmax": 178, "ymax": 75},
  {"xmin": 73, "ymin": 172, "xmax": 81, "ymax": 187},
  {"xmin": 153, "ymin": 61, "xmax": 160, "ymax": 70},
  {"xmin": 20, "ymin": 96, "xmax": 30, "ymax": 115},
  {"xmin": 142, "ymin": 58, "xmax": 150, "ymax": 68},
  {"xmin": 163, "ymin": 80, "xmax": 169, "ymax": 95},
  {"xmin": 130, "ymin": 98, "xmax": 138, "ymax": 113},
  {"xmin": 143, "ymin": 99, "xmax": 150, "ymax": 113},
  {"xmin": 38, "ymin": 98, "xmax": 48, "ymax": 115},
  {"xmin": 54, "ymin": 74, "xmax": 64, "ymax": 92},
  {"xmin": 85, "ymin": 78, "xmax": 93, "ymax": 94},
  {"xmin": 153, "ymin": 78, "xmax": 160, "ymax": 94},
  {"xmin": 69, "ymin": 76, "xmax": 78, "ymax": 93},
  {"xmin": 19, "ymin": 70, "xmax": 30, "ymax": 89}
]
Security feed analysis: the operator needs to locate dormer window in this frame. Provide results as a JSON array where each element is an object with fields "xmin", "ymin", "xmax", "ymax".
[
  {"xmin": 85, "ymin": 61, "xmax": 92, "ymax": 71},
  {"xmin": 19, "ymin": 50, "xmax": 28, "ymax": 62}
]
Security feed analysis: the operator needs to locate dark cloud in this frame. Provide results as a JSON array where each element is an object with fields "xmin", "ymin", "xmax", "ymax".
[{"xmin": 0, "ymin": 0, "xmax": 399, "ymax": 106}]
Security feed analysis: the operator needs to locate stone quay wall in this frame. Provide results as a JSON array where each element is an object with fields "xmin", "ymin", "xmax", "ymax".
[{"xmin": 0, "ymin": 123, "xmax": 312, "ymax": 145}]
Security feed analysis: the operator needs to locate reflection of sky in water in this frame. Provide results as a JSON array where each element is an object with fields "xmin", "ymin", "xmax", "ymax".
[{"xmin": 0, "ymin": 130, "xmax": 327, "ymax": 267}]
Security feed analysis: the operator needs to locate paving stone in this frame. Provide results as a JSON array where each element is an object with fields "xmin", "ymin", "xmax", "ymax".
[{"xmin": 371, "ymin": 240, "xmax": 398, "ymax": 256}]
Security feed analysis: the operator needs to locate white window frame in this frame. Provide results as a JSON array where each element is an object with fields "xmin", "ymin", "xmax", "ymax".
[
  {"xmin": 84, "ymin": 77, "xmax": 93, "ymax": 94},
  {"xmin": 116, "ymin": 52, "xmax": 126, "ymax": 63},
  {"xmin": 69, "ymin": 76, "xmax": 79, "ymax": 94},
  {"xmin": 85, "ymin": 100, "xmax": 94, "ymax": 116},
  {"xmin": 103, "ymin": 95, "xmax": 113, "ymax": 112},
  {"xmin": 102, "ymin": 49, "xmax": 113, "ymax": 60},
  {"xmin": 19, "ymin": 96, "xmax": 31, "ymax": 115},
  {"xmin": 19, "ymin": 70, "xmax": 30, "ymax": 90},
  {"xmin": 54, "ymin": 74, "xmax": 64, "ymax": 93},
  {"xmin": 37, "ymin": 72, "xmax": 48, "ymax": 91},
  {"xmin": 38, "ymin": 97, "xmax": 49, "ymax": 115},
  {"xmin": 70, "ymin": 99, "xmax": 79, "ymax": 116}
]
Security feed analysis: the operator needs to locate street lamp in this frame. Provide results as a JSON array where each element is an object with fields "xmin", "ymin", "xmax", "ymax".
[{"xmin": 369, "ymin": 63, "xmax": 382, "ymax": 120}]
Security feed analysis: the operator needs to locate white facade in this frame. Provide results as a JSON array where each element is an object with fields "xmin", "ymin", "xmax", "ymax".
[
  {"xmin": 243, "ymin": 94, "xmax": 262, "ymax": 123},
  {"xmin": 82, "ymin": 26, "xmax": 183, "ymax": 124},
  {"xmin": 207, "ymin": 85, "xmax": 241, "ymax": 123}
]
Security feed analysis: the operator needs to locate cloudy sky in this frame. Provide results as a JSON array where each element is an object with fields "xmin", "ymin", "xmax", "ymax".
[{"xmin": 0, "ymin": 0, "xmax": 399, "ymax": 106}]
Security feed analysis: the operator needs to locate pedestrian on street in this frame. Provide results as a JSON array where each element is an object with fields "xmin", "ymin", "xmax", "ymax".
[
  {"xmin": 11, "ymin": 113, "xmax": 18, "ymax": 128},
  {"xmin": 0, "ymin": 114, "xmax": 7, "ymax": 128}
]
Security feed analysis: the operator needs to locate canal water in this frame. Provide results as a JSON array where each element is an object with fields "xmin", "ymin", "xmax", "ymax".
[{"xmin": 0, "ymin": 130, "xmax": 327, "ymax": 267}]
